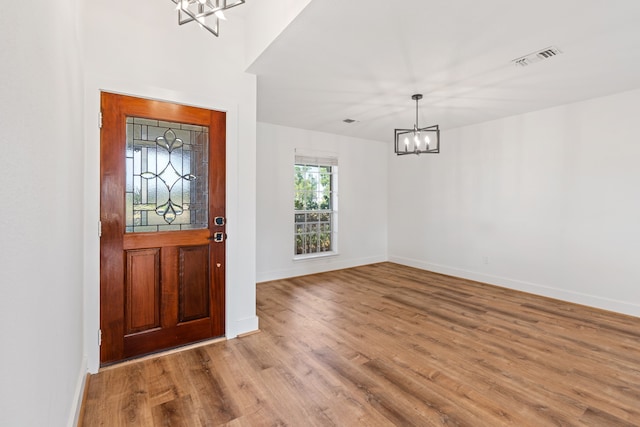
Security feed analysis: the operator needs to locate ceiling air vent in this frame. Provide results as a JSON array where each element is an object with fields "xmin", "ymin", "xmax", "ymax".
[
  {"xmin": 513, "ymin": 46, "xmax": 562, "ymax": 67},
  {"xmin": 343, "ymin": 118, "xmax": 357, "ymax": 123}
]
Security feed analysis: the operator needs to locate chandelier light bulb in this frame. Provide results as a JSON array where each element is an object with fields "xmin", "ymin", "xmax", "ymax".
[
  {"xmin": 394, "ymin": 93, "xmax": 440, "ymax": 156},
  {"xmin": 215, "ymin": 10, "xmax": 227, "ymax": 20}
]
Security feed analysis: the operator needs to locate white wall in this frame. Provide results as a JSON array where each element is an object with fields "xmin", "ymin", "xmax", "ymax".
[
  {"xmin": 256, "ymin": 123, "xmax": 388, "ymax": 282},
  {"xmin": 0, "ymin": 0, "xmax": 86, "ymax": 426},
  {"xmin": 389, "ymin": 89, "xmax": 640, "ymax": 317},
  {"xmin": 82, "ymin": 0, "xmax": 258, "ymax": 373},
  {"xmin": 244, "ymin": 0, "xmax": 314, "ymax": 68}
]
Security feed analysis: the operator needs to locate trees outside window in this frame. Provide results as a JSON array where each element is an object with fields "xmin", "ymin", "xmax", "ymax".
[{"xmin": 294, "ymin": 162, "xmax": 337, "ymax": 256}]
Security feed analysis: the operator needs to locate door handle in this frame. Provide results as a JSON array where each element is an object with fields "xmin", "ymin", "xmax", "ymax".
[{"xmin": 209, "ymin": 232, "xmax": 226, "ymax": 242}]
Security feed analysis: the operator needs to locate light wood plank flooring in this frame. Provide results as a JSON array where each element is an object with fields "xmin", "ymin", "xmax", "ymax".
[{"xmin": 81, "ymin": 263, "xmax": 640, "ymax": 426}]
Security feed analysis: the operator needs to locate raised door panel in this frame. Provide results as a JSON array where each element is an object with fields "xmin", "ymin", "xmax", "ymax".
[
  {"xmin": 179, "ymin": 245, "xmax": 210, "ymax": 323},
  {"xmin": 125, "ymin": 249, "xmax": 161, "ymax": 335}
]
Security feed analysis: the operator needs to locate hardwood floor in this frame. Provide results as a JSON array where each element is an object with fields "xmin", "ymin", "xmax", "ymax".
[{"xmin": 81, "ymin": 263, "xmax": 640, "ymax": 426}]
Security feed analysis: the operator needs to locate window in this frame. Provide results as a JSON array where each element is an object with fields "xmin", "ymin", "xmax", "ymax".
[
  {"xmin": 294, "ymin": 154, "xmax": 338, "ymax": 258},
  {"xmin": 125, "ymin": 117, "xmax": 209, "ymax": 233}
]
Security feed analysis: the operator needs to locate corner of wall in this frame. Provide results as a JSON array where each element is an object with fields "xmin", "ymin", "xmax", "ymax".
[
  {"xmin": 67, "ymin": 356, "xmax": 89, "ymax": 427},
  {"xmin": 227, "ymin": 315, "xmax": 260, "ymax": 338}
]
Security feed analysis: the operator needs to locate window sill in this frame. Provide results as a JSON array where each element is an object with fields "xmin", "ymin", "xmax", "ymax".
[{"xmin": 293, "ymin": 251, "xmax": 339, "ymax": 262}]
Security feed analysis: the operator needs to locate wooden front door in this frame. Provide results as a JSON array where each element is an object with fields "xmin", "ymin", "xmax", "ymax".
[{"xmin": 100, "ymin": 93, "xmax": 226, "ymax": 365}]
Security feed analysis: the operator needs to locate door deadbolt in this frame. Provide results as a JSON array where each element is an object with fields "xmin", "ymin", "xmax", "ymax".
[{"xmin": 214, "ymin": 216, "xmax": 225, "ymax": 226}]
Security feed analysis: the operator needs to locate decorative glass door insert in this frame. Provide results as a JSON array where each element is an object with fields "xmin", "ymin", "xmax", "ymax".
[{"xmin": 125, "ymin": 117, "xmax": 209, "ymax": 233}]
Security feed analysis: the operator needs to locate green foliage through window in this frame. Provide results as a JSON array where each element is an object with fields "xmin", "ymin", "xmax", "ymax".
[{"xmin": 294, "ymin": 164, "xmax": 335, "ymax": 255}]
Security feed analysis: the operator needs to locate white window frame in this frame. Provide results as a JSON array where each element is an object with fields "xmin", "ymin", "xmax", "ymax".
[{"xmin": 293, "ymin": 152, "xmax": 338, "ymax": 260}]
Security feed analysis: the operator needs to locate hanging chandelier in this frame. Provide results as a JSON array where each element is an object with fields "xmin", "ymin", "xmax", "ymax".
[
  {"xmin": 394, "ymin": 94, "xmax": 440, "ymax": 156},
  {"xmin": 170, "ymin": 0, "xmax": 245, "ymax": 37}
]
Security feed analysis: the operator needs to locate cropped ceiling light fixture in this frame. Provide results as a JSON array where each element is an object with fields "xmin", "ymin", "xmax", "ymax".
[
  {"xmin": 171, "ymin": 0, "xmax": 245, "ymax": 37},
  {"xmin": 394, "ymin": 94, "xmax": 440, "ymax": 156}
]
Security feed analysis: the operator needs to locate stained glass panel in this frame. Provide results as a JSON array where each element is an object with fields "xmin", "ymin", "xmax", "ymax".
[{"xmin": 125, "ymin": 117, "xmax": 209, "ymax": 233}]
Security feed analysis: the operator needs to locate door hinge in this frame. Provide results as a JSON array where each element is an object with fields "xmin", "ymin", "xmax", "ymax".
[
  {"xmin": 99, "ymin": 111, "xmax": 103, "ymax": 129},
  {"xmin": 99, "ymin": 329, "xmax": 102, "ymax": 346},
  {"xmin": 98, "ymin": 220, "xmax": 102, "ymax": 238}
]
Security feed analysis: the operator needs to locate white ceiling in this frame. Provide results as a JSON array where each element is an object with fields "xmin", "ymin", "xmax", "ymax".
[{"xmin": 247, "ymin": 0, "xmax": 640, "ymax": 143}]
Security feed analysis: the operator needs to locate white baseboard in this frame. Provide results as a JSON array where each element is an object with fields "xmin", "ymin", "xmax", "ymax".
[
  {"xmin": 227, "ymin": 315, "xmax": 260, "ymax": 338},
  {"xmin": 256, "ymin": 255, "xmax": 387, "ymax": 283},
  {"xmin": 68, "ymin": 356, "xmax": 88, "ymax": 427},
  {"xmin": 389, "ymin": 255, "xmax": 640, "ymax": 318}
]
